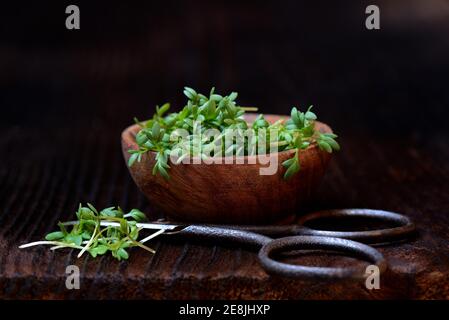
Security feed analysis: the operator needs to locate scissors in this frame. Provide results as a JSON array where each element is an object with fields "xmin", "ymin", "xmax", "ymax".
[{"xmin": 98, "ymin": 209, "xmax": 416, "ymax": 280}]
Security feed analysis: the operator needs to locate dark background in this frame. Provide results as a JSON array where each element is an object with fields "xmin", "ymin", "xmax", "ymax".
[{"xmin": 1, "ymin": 0, "xmax": 449, "ymax": 299}]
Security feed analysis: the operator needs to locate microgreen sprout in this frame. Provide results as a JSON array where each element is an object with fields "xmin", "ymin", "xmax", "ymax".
[
  {"xmin": 19, "ymin": 204, "xmax": 161, "ymax": 261},
  {"xmin": 129, "ymin": 87, "xmax": 340, "ymax": 180}
]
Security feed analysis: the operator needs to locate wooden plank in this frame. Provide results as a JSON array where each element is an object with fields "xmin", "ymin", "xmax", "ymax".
[{"xmin": 1, "ymin": 127, "xmax": 449, "ymax": 299}]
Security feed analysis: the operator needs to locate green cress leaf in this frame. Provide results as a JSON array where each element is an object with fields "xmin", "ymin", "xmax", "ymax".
[
  {"xmin": 157, "ymin": 103, "xmax": 170, "ymax": 117},
  {"xmin": 117, "ymin": 248, "xmax": 129, "ymax": 260},
  {"xmin": 127, "ymin": 153, "xmax": 139, "ymax": 167},
  {"xmin": 45, "ymin": 231, "xmax": 65, "ymax": 241},
  {"xmin": 283, "ymin": 153, "xmax": 300, "ymax": 180},
  {"xmin": 305, "ymin": 105, "xmax": 317, "ymax": 120},
  {"xmin": 318, "ymin": 140, "xmax": 332, "ymax": 153},
  {"xmin": 127, "ymin": 209, "xmax": 147, "ymax": 222},
  {"xmin": 152, "ymin": 122, "xmax": 161, "ymax": 140},
  {"xmin": 282, "ymin": 157, "xmax": 295, "ymax": 168},
  {"xmin": 324, "ymin": 137, "xmax": 340, "ymax": 151},
  {"xmin": 90, "ymin": 245, "xmax": 108, "ymax": 257}
]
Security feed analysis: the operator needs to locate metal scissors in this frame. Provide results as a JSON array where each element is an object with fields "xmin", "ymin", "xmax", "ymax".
[{"xmin": 100, "ymin": 209, "xmax": 416, "ymax": 280}]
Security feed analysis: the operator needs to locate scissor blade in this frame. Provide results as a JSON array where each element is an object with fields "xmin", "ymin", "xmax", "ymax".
[
  {"xmin": 104, "ymin": 221, "xmax": 182, "ymax": 230},
  {"xmin": 62, "ymin": 220, "xmax": 181, "ymax": 231}
]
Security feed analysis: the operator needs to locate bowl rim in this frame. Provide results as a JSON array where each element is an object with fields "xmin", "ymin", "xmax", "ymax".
[{"xmin": 121, "ymin": 114, "xmax": 333, "ymax": 162}]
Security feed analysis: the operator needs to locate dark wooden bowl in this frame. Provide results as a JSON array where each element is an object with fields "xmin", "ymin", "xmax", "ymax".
[{"xmin": 121, "ymin": 114, "xmax": 333, "ymax": 224}]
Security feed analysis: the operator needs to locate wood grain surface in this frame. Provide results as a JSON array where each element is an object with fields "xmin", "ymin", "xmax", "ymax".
[
  {"xmin": 1, "ymin": 127, "xmax": 449, "ymax": 299},
  {"xmin": 1, "ymin": 1, "xmax": 449, "ymax": 299}
]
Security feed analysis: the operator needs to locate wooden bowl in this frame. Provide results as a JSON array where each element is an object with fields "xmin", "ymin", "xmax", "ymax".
[{"xmin": 121, "ymin": 114, "xmax": 333, "ymax": 224}]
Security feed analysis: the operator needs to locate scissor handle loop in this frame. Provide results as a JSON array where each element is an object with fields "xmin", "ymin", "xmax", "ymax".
[
  {"xmin": 258, "ymin": 235, "xmax": 387, "ymax": 279},
  {"xmin": 296, "ymin": 209, "xmax": 416, "ymax": 243}
]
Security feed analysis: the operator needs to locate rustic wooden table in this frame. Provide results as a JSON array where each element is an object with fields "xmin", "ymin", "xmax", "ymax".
[
  {"xmin": 1, "ymin": 127, "xmax": 448, "ymax": 299},
  {"xmin": 1, "ymin": 1, "xmax": 448, "ymax": 299}
]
